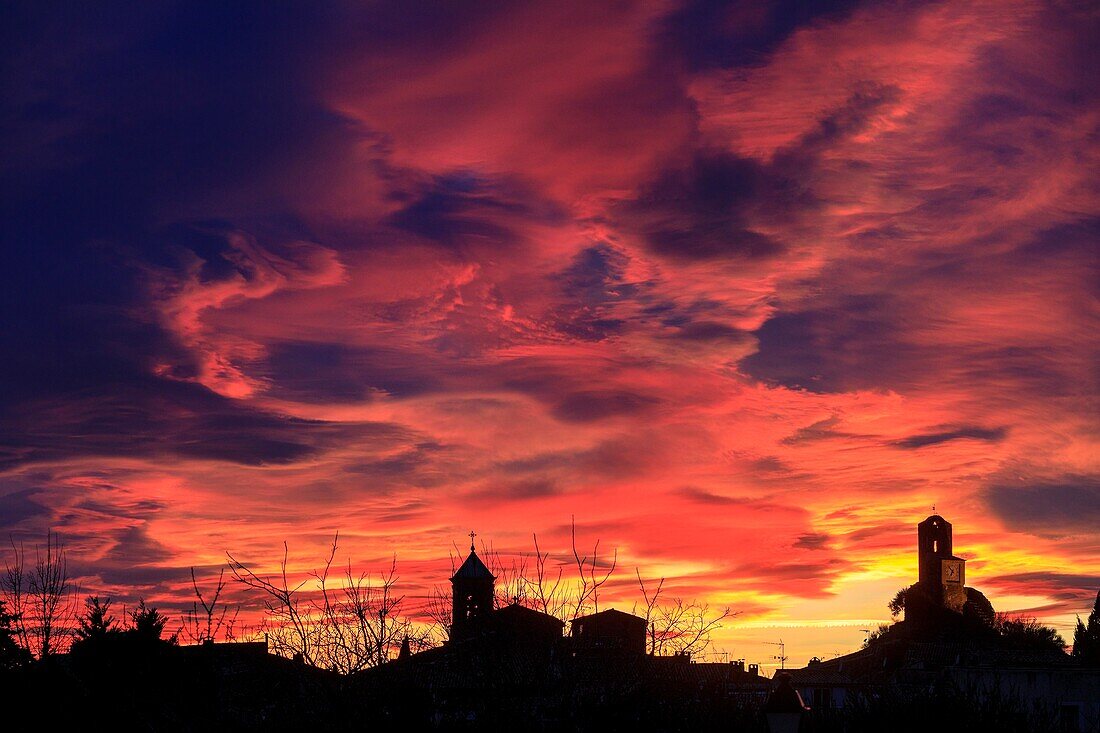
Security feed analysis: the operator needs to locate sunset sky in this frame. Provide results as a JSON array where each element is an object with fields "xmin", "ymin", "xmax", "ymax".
[{"xmin": 2, "ymin": 1, "xmax": 1097, "ymax": 668}]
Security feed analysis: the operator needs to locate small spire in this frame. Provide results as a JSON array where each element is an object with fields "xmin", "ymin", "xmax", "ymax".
[
  {"xmin": 469, "ymin": 530, "xmax": 476, "ymax": 553},
  {"xmin": 398, "ymin": 634, "xmax": 411, "ymax": 661}
]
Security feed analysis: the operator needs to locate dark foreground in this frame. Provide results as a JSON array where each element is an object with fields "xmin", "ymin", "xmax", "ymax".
[{"xmin": 5, "ymin": 636, "xmax": 1097, "ymax": 733}]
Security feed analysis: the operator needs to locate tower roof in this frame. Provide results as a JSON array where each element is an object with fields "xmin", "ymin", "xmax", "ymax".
[
  {"xmin": 919, "ymin": 514, "xmax": 950, "ymax": 527},
  {"xmin": 451, "ymin": 549, "xmax": 495, "ymax": 581}
]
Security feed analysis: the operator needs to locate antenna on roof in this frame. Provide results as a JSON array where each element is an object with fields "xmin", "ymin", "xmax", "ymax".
[{"xmin": 765, "ymin": 639, "xmax": 788, "ymax": 670}]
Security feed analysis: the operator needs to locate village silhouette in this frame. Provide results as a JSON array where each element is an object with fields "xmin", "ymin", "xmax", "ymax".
[{"xmin": 3, "ymin": 513, "xmax": 1099, "ymax": 732}]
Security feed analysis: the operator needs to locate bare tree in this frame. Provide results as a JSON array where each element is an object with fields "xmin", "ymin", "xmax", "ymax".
[
  {"xmin": 2, "ymin": 531, "xmax": 76, "ymax": 658},
  {"xmin": 2, "ymin": 538, "xmax": 28, "ymax": 653},
  {"xmin": 424, "ymin": 584, "xmax": 453, "ymax": 643},
  {"xmin": 228, "ymin": 540, "xmax": 318, "ymax": 664},
  {"xmin": 448, "ymin": 523, "xmax": 622, "ymax": 626},
  {"xmin": 478, "ymin": 540, "xmax": 530, "ymax": 609},
  {"xmin": 569, "ymin": 517, "xmax": 617, "ymax": 620},
  {"xmin": 334, "ymin": 554, "xmax": 431, "ymax": 671},
  {"xmin": 634, "ymin": 569, "xmax": 733, "ymax": 657},
  {"xmin": 181, "ymin": 566, "xmax": 240, "ymax": 644},
  {"xmin": 477, "ymin": 522, "xmax": 618, "ymax": 625},
  {"xmin": 527, "ymin": 533, "xmax": 568, "ymax": 620},
  {"xmin": 228, "ymin": 533, "xmax": 432, "ymax": 673}
]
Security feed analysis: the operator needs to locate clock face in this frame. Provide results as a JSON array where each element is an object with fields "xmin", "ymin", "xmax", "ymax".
[{"xmin": 944, "ymin": 562, "xmax": 960, "ymax": 582}]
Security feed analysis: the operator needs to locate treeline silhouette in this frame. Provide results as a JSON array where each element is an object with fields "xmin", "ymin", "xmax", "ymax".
[
  {"xmin": 2, "ymin": 529, "xmax": 1098, "ymax": 732},
  {"xmin": 2, "ymin": 524, "xmax": 732, "ymax": 671}
]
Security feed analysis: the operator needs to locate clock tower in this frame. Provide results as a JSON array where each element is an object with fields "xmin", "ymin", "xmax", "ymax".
[{"xmin": 917, "ymin": 514, "xmax": 967, "ymax": 613}]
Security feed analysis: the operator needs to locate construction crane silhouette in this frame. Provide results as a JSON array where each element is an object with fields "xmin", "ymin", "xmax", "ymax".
[{"xmin": 764, "ymin": 639, "xmax": 788, "ymax": 670}]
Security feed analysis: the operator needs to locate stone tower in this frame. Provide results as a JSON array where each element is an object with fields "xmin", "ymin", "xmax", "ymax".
[
  {"xmin": 450, "ymin": 536, "xmax": 495, "ymax": 640},
  {"xmin": 917, "ymin": 514, "xmax": 967, "ymax": 613}
]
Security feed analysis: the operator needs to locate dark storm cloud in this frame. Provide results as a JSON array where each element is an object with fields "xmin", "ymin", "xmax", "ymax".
[
  {"xmin": 265, "ymin": 342, "xmax": 450, "ymax": 403},
  {"xmin": 986, "ymin": 571, "xmax": 1100, "ymax": 613},
  {"xmin": 660, "ymin": 0, "xmax": 864, "ymax": 72},
  {"xmin": 794, "ymin": 533, "xmax": 831, "ymax": 550},
  {"xmin": 91, "ymin": 564, "xmax": 198, "ymax": 589},
  {"xmin": 551, "ymin": 244, "xmax": 633, "ymax": 341},
  {"xmin": 892, "ymin": 426, "xmax": 1008, "ymax": 449},
  {"xmin": 466, "ymin": 479, "xmax": 560, "ymax": 504},
  {"xmin": 777, "ymin": 82, "xmax": 902, "ymax": 162},
  {"xmin": 621, "ymin": 151, "xmax": 789, "ymax": 261},
  {"xmin": 618, "ymin": 81, "xmax": 903, "ymax": 262},
  {"xmin": 496, "ymin": 434, "xmax": 669, "ymax": 484},
  {"xmin": 677, "ymin": 487, "xmax": 750, "ymax": 506},
  {"xmin": 743, "ymin": 221, "xmax": 1098, "ymax": 397},
  {"xmin": 345, "ymin": 442, "xmax": 455, "ymax": 489},
  {"xmin": 0, "ymin": 378, "xmax": 413, "ymax": 470},
  {"xmin": 730, "ymin": 558, "xmax": 853, "ymax": 598},
  {"xmin": 1008, "ymin": 218, "xmax": 1100, "ymax": 298},
  {"xmin": 742, "ymin": 296, "xmax": 915, "ymax": 393},
  {"xmin": 663, "ymin": 320, "xmax": 752, "ymax": 343},
  {"xmin": 75, "ymin": 497, "xmax": 166, "ymax": 520},
  {"xmin": 1, "ymin": 3, "xmax": 349, "ymax": 230},
  {"xmin": 551, "ymin": 390, "xmax": 660, "ymax": 423},
  {"xmin": 387, "ymin": 171, "xmax": 565, "ymax": 249},
  {"xmin": 984, "ymin": 476, "xmax": 1100, "ymax": 534},
  {"xmin": 845, "ymin": 523, "xmax": 909, "ymax": 545},
  {"xmin": 104, "ymin": 525, "xmax": 173, "ymax": 566},
  {"xmin": 782, "ymin": 416, "xmax": 872, "ymax": 445},
  {"xmin": 0, "ymin": 487, "xmax": 50, "ymax": 527},
  {"xmin": 63, "ymin": 523, "xmax": 201, "ymax": 589},
  {"xmin": 0, "ymin": 3, "xmax": 388, "ymax": 471}
]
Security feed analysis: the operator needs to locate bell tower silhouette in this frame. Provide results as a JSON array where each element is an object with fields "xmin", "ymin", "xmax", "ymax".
[
  {"xmin": 450, "ymin": 531, "xmax": 495, "ymax": 640},
  {"xmin": 917, "ymin": 513, "xmax": 966, "ymax": 611}
]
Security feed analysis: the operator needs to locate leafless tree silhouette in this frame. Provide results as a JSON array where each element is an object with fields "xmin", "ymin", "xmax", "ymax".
[
  {"xmin": 424, "ymin": 584, "xmax": 453, "ymax": 643},
  {"xmin": 181, "ymin": 566, "xmax": 240, "ymax": 644},
  {"xmin": 569, "ymin": 517, "xmax": 617, "ymax": 620},
  {"xmin": 634, "ymin": 569, "xmax": 733, "ymax": 657},
  {"xmin": 2, "ymin": 531, "xmax": 76, "ymax": 658},
  {"xmin": 527, "ymin": 532, "xmax": 568, "ymax": 620},
  {"xmin": 227, "ymin": 533, "xmax": 430, "ymax": 673},
  {"xmin": 479, "ymin": 541, "xmax": 530, "ymax": 609},
  {"xmin": 469, "ymin": 520, "xmax": 621, "ymax": 624}
]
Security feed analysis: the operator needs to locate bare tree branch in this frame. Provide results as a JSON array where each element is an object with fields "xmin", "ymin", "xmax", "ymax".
[
  {"xmin": 2, "ymin": 531, "xmax": 76, "ymax": 658},
  {"xmin": 227, "ymin": 535, "xmax": 432, "ymax": 673},
  {"xmin": 634, "ymin": 568, "xmax": 734, "ymax": 657}
]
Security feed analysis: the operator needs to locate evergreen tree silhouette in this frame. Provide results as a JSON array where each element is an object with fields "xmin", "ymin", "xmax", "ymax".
[
  {"xmin": 128, "ymin": 599, "xmax": 177, "ymax": 644},
  {"xmin": 1072, "ymin": 589, "xmax": 1100, "ymax": 665},
  {"xmin": 74, "ymin": 595, "xmax": 119, "ymax": 643},
  {"xmin": 0, "ymin": 600, "xmax": 31, "ymax": 670}
]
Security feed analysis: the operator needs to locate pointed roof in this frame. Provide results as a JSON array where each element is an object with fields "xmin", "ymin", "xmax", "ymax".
[
  {"xmin": 397, "ymin": 635, "xmax": 411, "ymax": 661},
  {"xmin": 450, "ymin": 548, "xmax": 495, "ymax": 581}
]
